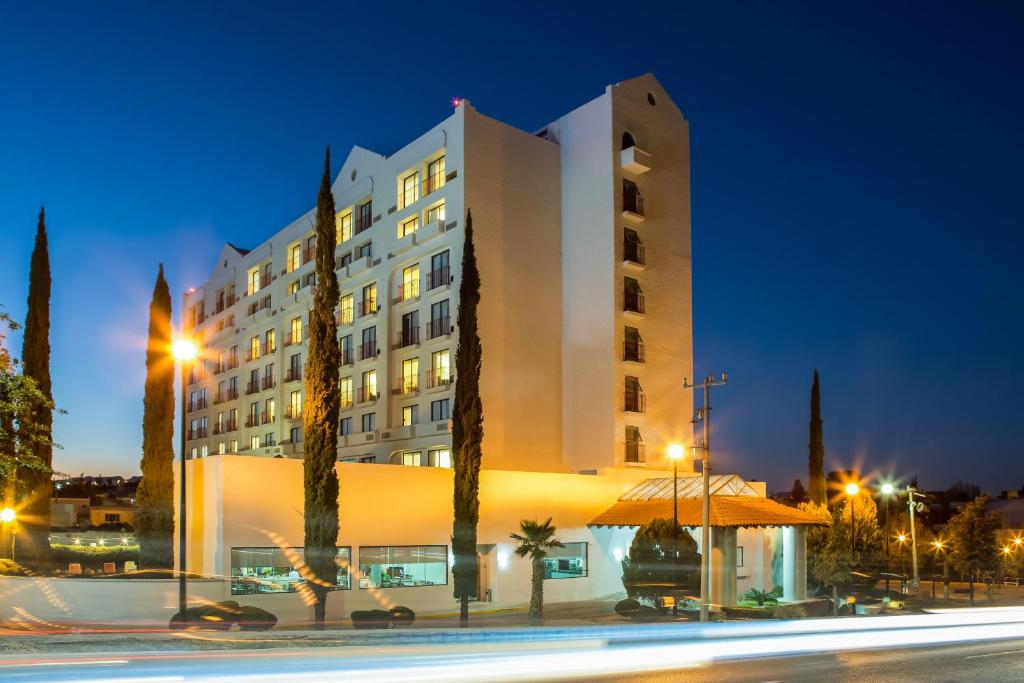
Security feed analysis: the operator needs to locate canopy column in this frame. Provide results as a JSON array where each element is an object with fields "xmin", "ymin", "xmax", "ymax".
[
  {"xmin": 710, "ymin": 526, "xmax": 737, "ymax": 608},
  {"xmin": 782, "ymin": 525, "xmax": 807, "ymax": 601}
]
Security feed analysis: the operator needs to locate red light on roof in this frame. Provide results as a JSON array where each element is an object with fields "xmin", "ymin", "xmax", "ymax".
[{"xmin": 451, "ymin": 97, "xmax": 462, "ymax": 108}]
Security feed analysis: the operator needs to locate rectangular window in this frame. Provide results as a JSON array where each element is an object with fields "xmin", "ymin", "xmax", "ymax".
[
  {"xmin": 361, "ymin": 369, "xmax": 378, "ymax": 402},
  {"xmin": 399, "ymin": 310, "xmax": 419, "ymax": 347},
  {"xmin": 426, "ymin": 201, "xmax": 446, "ymax": 224},
  {"xmin": 264, "ymin": 398, "xmax": 275, "ymax": 423},
  {"xmin": 356, "ymin": 241, "xmax": 372, "ymax": 259},
  {"xmin": 360, "ymin": 283, "xmax": 377, "ymax": 316},
  {"xmin": 737, "ymin": 546, "xmax": 745, "ymax": 568},
  {"xmin": 356, "ymin": 200, "xmax": 372, "ymax": 234},
  {"xmin": 427, "ymin": 448, "xmax": 451, "ymax": 468},
  {"xmin": 249, "ymin": 435, "xmax": 259, "ymax": 450},
  {"xmin": 426, "ymin": 156, "xmax": 445, "ymax": 194},
  {"xmin": 340, "ymin": 334, "xmax": 354, "ymax": 365},
  {"xmin": 249, "ymin": 335, "xmax": 261, "ymax": 361},
  {"xmin": 543, "ymin": 542, "xmax": 588, "ymax": 579},
  {"xmin": 402, "ymin": 404, "xmax": 418, "ymax": 426},
  {"xmin": 430, "ymin": 349, "xmax": 450, "ymax": 387},
  {"xmin": 427, "ymin": 250, "xmax": 450, "ymax": 290},
  {"xmin": 399, "ymin": 264, "xmax": 420, "ymax": 301},
  {"xmin": 289, "ymin": 317, "xmax": 302, "ymax": 345},
  {"xmin": 399, "ymin": 172, "xmax": 419, "ymax": 209},
  {"xmin": 398, "ymin": 215, "xmax": 419, "ymax": 238},
  {"xmin": 624, "ymin": 326, "xmax": 645, "ymax": 363},
  {"xmin": 339, "ymin": 293, "xmax": 354, "ymax": 326},
  {"xmin": 428, "ymin": 299, "xmax": 450, "ymax": 339},
  {"xmin": 625, "ymin": 376, "xmax": 645, "ymax": 412},
  {"xmin": 340, "ymin": 376, "xmax": 353, "ymax": 408},
  {"xmin": 336, "ymin": 211, "xmax": 353, "ymax": 244},
  {"xmin": 289, "ymin": 390, "xmax": 302, "ymax": 419},
  {"xmin": 402, "ymin": 451, "xmax": 420, "ymax": 467},
  {"xmin": 358, "ymin": 545, "xmax": 447, "ymax": 589},
  {"xmin": 624, "ymin": 277, "xmax": 645, "ymax": 313},
  {"xmin": 401, "ymin": 358, "xmax": 419, "ymax": 394},
  {"xmin": 339, "ymin": 416, "xmax": 352, "ymax": 436},
  {"xmin": 361, "ymin": 412, "xmax": 376, "ymax": 433},
  {"xmin": 289, "ymin": 426, "xmax": 302, "ymax": 444},
  {"xmin": 265, "ymin": 329, "xmax": 276, "ymax": 353},
  {"xmin": 230, "ymin": 547, "xmax": 351, "ymax": 594},
  {"xmin": 288, "ymin": 243, "xmax": 302, "ymax": 272},
  {"xmin": 430, "ymin": 398, "xmax": 450, "ymax": 422},
  {"xmin": 625, "ymin": 425, "xmax": 644, "ymax": 463},
  {"xmin": 288, "ymin": 280, "xmax": 300, "ymax": 295},
  {"xmin": 247, "ymin": 267, "xmax": 261, "ymax": 296}
]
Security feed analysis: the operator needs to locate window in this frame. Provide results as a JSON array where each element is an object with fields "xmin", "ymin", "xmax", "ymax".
[
  {"xmin": 247, "ymin": 267, "xmax": 261, "ymax": 295},
  {"xmin": 249, "ymin": 435, "xmax": 259, "ymax": 450},
  {"xmin": 218, "ymin": 442, "xmax": 226, "ymax": 455},
  {"xmin": 429, "ymin": 349, "xmax": 450, "ymax": 387},
  {"xmin": 288, "ymin": 243, "xmax": 302, "ymax": 272},
  {"xmin": 402, "ymin": 404, "xmax": 418, "ymax": 426},
  {"xmin": 399, "ymin": 215, "xmax": 419, "ymax": 238},
  {"xmin": 399, "ymin": 172, "xmax": 419, "ymax": 209},
  {"xmin": 622, "ymin": 131, "xmax": 637, "ymax": 150},
  {"xmin": 265, "ymin": 329, "xmax": 276, "ymax": 353},
  {"xmin": 624, "ymin": 227, "xmax": 645, "ymax": 264},
  {"xmin": 336, "ymin": 211, "xmax": 353, "ymax": 244},
  {"xmin": 289, "ymin": 317, "xmax": 302, "ymax": 345},
  {"xmin": 229, "ymin": 438, "xmax": 237, "ymax": 452},
  {"xmin": 426, "ymin": 156, "xmax": 445, "ymax": 194},
  {"xmin": 624, "ymin": 326, "xmax": 645, "ymax": 362},
  {"xmin": 356, "ymin": 200, "xmax": 372, "ymax": 234},
  {"xmin": 264, "ymin": 398, "xmax": 275, "ymax": 423},
  {"xmin": 340, "ymin": 376, "xmax": 353, "ymax": 408},
  {"xmin": 401, "ymin": 358, "xmax": 419, "ymax": 394},
  {"xmin": 200, "ymin": 444, "xmax": 208, "ymax": 458},
  {"xmin": 339, "ymin": 293, "xmax": 354, "ymax": 325},
  {"xmin": 361, "ymin": 369, "xmax": 378, "ymax": 402},
  {"xmin": 287, "ymin": 353, "xmax": 301, "ymax": 382},
  {"xmin": 288, "ymin": 280, "xmax": 300, "ymax": 295},
  {"xmin": 249, "ymin": 335, "xmax": 261, "ymax": 361},
  {"xmin": 360, "ymin": 283, "xmax": 377, "ymax": 317},
  {"xmin": 263, "ymin": 432, "xmax": 275, "ymax": 447},
  {"xmin": 624, "ymin": 277, "xmax": 645, "ymax": 313},
  {"xmin": 358, "ymin": 545, "xmax": 447, "ymax": 588},
  {"xmin": 400, "ymin": 264, "xmax": 420, "ymax": 301},
  {"xmin": 105, "ymin": 513, "xmax": 120, "ymax": 523},
  {"xmin": 340, "ymin": 334, "xmax": 354, "ymax": 365},
  {"xmin": 625, "ymin": 376, "xmax": 645, "ymax": 412},
  {"xmin": 339, "ymin": 416, "xmax": 352, "ymax": 436},
  {"xmin": 625, "ymin": 426, "xmax": 644, "ymax": 463},
  {"xmin": 737, "ymin": 546, "xmax": 745, "ymax": 568},
  {"xmin": 544, "ymin": 542, "xmax": 588, "ymax": 579},
  {"xmin": 427, "ymin": 250, "xmax": 450, "ymax": 290},
  {"xmin": 428, "ymin": 299, "xmax": 449, "ymax": 339},
  {"xmin": 426, "ymin": 201, "xmax": 446, "ymax": 224},
  {"xmin": 190, "ymin": 447, "xmax": 198, "ymax": 459},
  {"xmin": 361, "ymin": 412, "xmax": 376, "ymax": 433},
  {"xmin": 356, "ymin": 241, "xmax": 372, "ymax": 259},
  {"xmin": 289, "ymin": 426, "xmax": 302, "ymax": 444},
  {"xmin": 359, "ymin": 326, "xmax": 377, "ymax": 360},
  {"xmin": 288, "ymin": 390, "xmax": 302, "ymax": 419},
  {"xmin": 430, "ymin": 398, "xmax": 450, "ymax": 422},
  {"xmin": 623, "ymin": 179, "xmax": 643, "ymax": 215},
  {"xmin": 427, "ymin": 448, "xmax": 451, "ymax": 468},
  {"xmin": 263, "ymin": 363, "xmax": 275, "ymax": 390},
  {"xmin": 402, "ymin": 451, "xmax": 420, "ymax": 466},
  {"xmin": 231, "ymin": 547, "xmax": 351, "ymax": 594}
]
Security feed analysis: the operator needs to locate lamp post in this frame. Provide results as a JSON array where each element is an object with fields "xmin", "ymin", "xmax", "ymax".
[
  {"xmin": 0, "ymin": 507, "xmax": 16, "ymax": 561},
  {"xmin": 880, "ymin": 482, "xmax": 895, "ymax": 593},
  {"xmin": 172, "ymin": 337, "xmax": 198, "ymax": 619},
  {"xmin": 897, "ymin": 533, "xmax": 908, "ymax": 591},
  {"xmin": 667, "ymin": 443, "xmax": 684, "ymax": 616},
  {"xmin": 931, "ymin": 539, "xmax": 945, "ymax": 599},
  {"xmin": 844, "ymin": 482, "xmax": 860, "ymax": 562}
]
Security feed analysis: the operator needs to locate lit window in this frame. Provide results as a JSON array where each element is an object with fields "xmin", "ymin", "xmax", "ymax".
[
  {"xmin": 358, "ymin": 545, "xmax": 447, "ymax": 588},
  {"xmin": 289, "ymin": 317, "xmax": 302, "ymax": 345},
  {"xmin": 218, "ymin": 442, "xmax": 226, "ymax": 455},
  {"xmin": 400, "ymin": 264, "xmax": 420, "ymax": 301},
  {"xmin": 402, "ymin": 404, "xmax": 418, "ymax": 426},
  {"xmin": 265, "ymin": 329, "xmax": 276, "ymax": 353},
  {"xmin": 426, "ymin": 202, "xmax": 446, "ymax": 224},
  {"xmin": 336, "ymin": 211, "xmax": 353, "ymax": 244},
  {"xmin": 229, "ymin": 439, "xmax": 238, "ymax": 452},
  {"xmin": 289, "ymin": 243, "xmax": 301, "ymax": 272},
  {"xmin": 544, "ymin": 542, "xmax": 588, "ymax": 579},
  {"xmin": 247, "ymin": 267, "xmax": 261, "ymax": 295},
  {"xmin": 249, "ymin": 335, "xmax": 261, "ymax": 360},
  {"xmin": 402, "ymin": 451, "xmax": 421, "ymax": 466},
  {"xmin": 339, "ymin": 293, "xmax": 354, "ymax": 325},
  {"xmin": 289, "ymin": 390, "xmax": 302, "ymax": 417},
  {"xmin": 288, "ymin": 280, "xmax": 300, "ymax": 295},
  {"xmin": 401, "ymin": 358, "xmax": 419, "ymax": 393},
  {"xmin": 362, "ymin": 370, "xmax": 378, "ymax": 401},
  {"xmin": 430, "ymin": 349, "xmax": 450, "ymax": 387},
  {"xmin": 361, "ymin": 283, "xmax": 377, "ymax": 316},
  {"xmin": 428, "ymin": 448, "xmax": 451, "ymax": 468},
  {"xmin": 200, "ymin": 445, "xmax": 208, "ymax": 458},
  {"xmin": 399, "ymin": 216, "xmax": 419, "ymax": 238},
  {"xmin": 231, "ymin": 547, "xmax": 351, "ymax": 594},
  {"xmin": 340, "ymin": 376, "xmax": 353, "ymax": 408},
  {"xmin": 249, "ymin": 436, "xmax": 259, "ymax": 450},
  {"xmin": 399, "ymin": 172, "xmax": 419, "ymax": 209},
  {"xmin": 426, "ymin": 156, "xmax": 446, "ymax": 194}
]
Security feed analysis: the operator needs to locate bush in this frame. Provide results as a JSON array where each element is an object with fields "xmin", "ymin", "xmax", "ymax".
[
  {"xmin": 49, "ymin": 544, "xmax": 140, "ymax": 572},
  {"xmin": 630, "ymin": 605, "xmax": 661, "ymax": 623},
  {"xmin": 615, "ymin": 598, "xmax": 642, "ymax": 617},
  {"xmin": 351, "ymin": 610, "xmax": 393, "ymax": 629},
  {"xmin": 168, "ymin": 600, "xmax": 275, "ymax": 631},
  {"xmin": 0, "ymin": 559, "xmax": 30, "ymax": 576},
  {"xmin": 743, "ymin": 588, "xmax": 778, "ymax": 606},
  {"xmin": 389, "ymin": 605, "xmax": 415, "ymax": 627},
  {"xmin": 771, "ymin": 603, "xmax": 806, "ymax": 619},
  {"xmin": 238, "ymin": 605, "xmax": 278, "ymax": 631},
  {"xmin": 621, "ymin": 519, "xmax": 700, "ymax": 605}
]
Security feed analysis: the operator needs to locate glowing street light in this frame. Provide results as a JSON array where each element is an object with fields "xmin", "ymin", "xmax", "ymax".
[
  {"xmin": 879, "ymin": 481, "xmax": 897, "ymax": 593},
  {"xmin": 845, "ymin": 482, "xmax": 860, "ymax": 560},
  {"xmin": 880, "ymin": 483, "xmax": 895, "ymax": 496},
  {"xmin": 667, "ymin": 443, "xmax": 684, "ymax": 616},
  {"xmin": 172, "ymin": 334, "xmax": 200, "ymax": 623},
  {"xmin": 171, "ymin": 338, "xmax": 198, "ymax": 361},
  {"xmin": 0, "ymin": 508, "xmax": 14, "ymax": 524}
]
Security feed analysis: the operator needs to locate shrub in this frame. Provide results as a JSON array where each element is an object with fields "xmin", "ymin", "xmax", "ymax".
[
  {"xmin": 168, "ymin": 600, "xmax": 259, "ymax": 631},
  {"xmin": 237, "ymin": 605, "xmax": 278, "ymax": 631},
  {"xmin": 367, "ymin": 609, "xmax": 392, "ymax": 629},
  {"xmin": 743, "ymin": 588, "xmax": 778, "ymax": 606},
  {"xmin": 615, "ymin": 598, "xmax": 642, "ymax": 617},
  {"xmin": 389, "ymin": 606, "xmax": 415, "ymax": 627},
  {"xmin": 771, "ymin": 603, "xmax": 806, "ymax": 619},
  {"xmin": 0, "ymin": 559, "xmax": 30, "ymax": 576},
  {"xmin": 621, "ymin": 518, "xmax": 700, "ymax": 605},
  {"xmin": 630, "ymin": 605, "xmax": 661, "ymax": 623}
]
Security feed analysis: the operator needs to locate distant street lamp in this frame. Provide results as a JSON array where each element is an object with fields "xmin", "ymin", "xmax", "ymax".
[
  {"xmin": 667, "ymin": 443, "xmax": 685, "ymax": 615},
  {"xmin": 844, "ymin": 482, "xmax": 860, "ymax": 561},
  {"xmin": 931, "ymin": 539, "xmax": 946, "ymax": 598},
  {"xmin": 172, "ymin": 337, "xmax": 199, "ymax": 620},
  {"xmin": 0, "ymin": 507, "xmax": 15, "ymax": 561},
  {"xmin": 880, "ymin": 482, "xmax": 896, "ymax": 593}
]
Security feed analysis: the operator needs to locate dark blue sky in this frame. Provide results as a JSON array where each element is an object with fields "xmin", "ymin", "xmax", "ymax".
[{"xmin": 1, "ymin": 2, "xmax": 1021, "ymax": 492}]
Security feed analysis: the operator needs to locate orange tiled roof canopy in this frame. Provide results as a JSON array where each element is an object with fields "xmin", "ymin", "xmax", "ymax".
[{"xmin": 589, "ymin": 495, "xmax": 828, "ymax": 528}]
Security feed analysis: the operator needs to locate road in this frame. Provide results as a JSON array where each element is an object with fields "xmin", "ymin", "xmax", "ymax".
[{"xmin": 3, "ymin": 608, "xmax": 1024, "ymax": 681}]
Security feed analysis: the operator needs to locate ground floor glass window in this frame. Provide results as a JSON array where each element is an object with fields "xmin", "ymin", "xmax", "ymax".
[
  {"xmin": 358, "ymin": 545, "xmax": 447, "ymax": 588},
  {"xmin": 230, "ymin": 546, "xmax": 351, "ymax": 594},
  {"xmin": 543, "ymin": 542, "xmax": 587, "ymax": 579}
]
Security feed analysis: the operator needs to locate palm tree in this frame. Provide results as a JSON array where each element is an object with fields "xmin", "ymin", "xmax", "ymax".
[{"xmin": 510, "ymin": 518, "xmax": 564, "ymax": 625}]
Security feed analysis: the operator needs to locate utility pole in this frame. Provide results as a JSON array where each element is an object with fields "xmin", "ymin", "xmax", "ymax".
[
  {"xmin": 900, "ymin": 485, "xmax": 927, "ymax": 593},
  {"xmin": 684, "ymin": 372, "xmax": 728, "ymax": 623}
]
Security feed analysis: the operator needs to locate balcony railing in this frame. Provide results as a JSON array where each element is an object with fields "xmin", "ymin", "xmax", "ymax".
[
  {"xmin": 394, "ymin": 328, "xmax": 420, "ymax": 349},
  {"xmin": 261, "ymin": 376, "xmax": 276, "ymax": 390},
  {"xmin": 260, "ymin": 411, "xmax": 275, "ymax": 425},
  {"xmin": 624, "ymin": 339, "xmax": 646, "ymax": 363},
  {"xmin": 187, "ymin": 371, "xmax": 204, "ymax": 385},
  {"xmin": 357, "ymin": 298, "xmax": 378, "ymax": 317},
  {"xmin": 624, "ymin": 291, "xmax": 646, "ymax": 314},
  {"xmin": 337, "ymin": 307, "xmax": 354, "ymax": 326},
  {"xmin": 393, "ymin": 377, "xmax": 419, "ymax": 395},
  {"xmin": 623, "ymin": 193, "xmax": 645, "ymax": 217},
  {"xmin": 186, "ymin": 427, "xmax": 208, "ymax": 440},
  {"xmin": 340, "ymin": 393, "xmax": 354, "ymax": 409},
  {"xmin": 358, "ymin": 340, "xmax": 378, "ymax": 360},
  {"xmin": 357, "ymin": 386, "xmax": 379, "ymax": 403},
  {"xmin": 397, "ymin": 184, "xmax": 418, "ymax": 210},
  {"xmin": 245, "ymin": 381, "xmax": 260, "ymax": 395},
  {"xmin": 393, "ymin": 281, "xmax": 419, "ymax": 304},
  {"xmin": 284, "ymin": 331, "xmax": 302, "ymax": 346},
  {"xmin": 302, "ymin": 246, "xmax": 315, "ymax": 265},
  {"xmin": 425, "ymin": 266, "xmax": 450, "ymax": 291},
  {"xmin": 624, "ymin": 391, "xmax": 646, "ymax": 413},
  {"xmin": 341, "ymin": 348, "xmax": 355, "ymax": 366},
  {"xmin": 246, "ymin": 348, "xmax": 261, "ymax": 362},
  {"xmin": 285, "ymin": 367, "xmax": 302, "ymax": 383},
  {"xmin": 284, "ymin": 405, "xmax": 302, "ymax": 420},
  {"xmin": 244, "ymin": 414, "xmax": 259, "ymax": 428},
  {"xmin": 213, "ymin": 387, "xmax": 237, "ymax": 404},
  {"xmin": 425, "ymin": 316, "xmax": 451, "ymax": 340},
  {"xmin": 625, "ymin": 441, "xmax": 646, "ymax": 464},
  {"xmin": 423, "ymin": 172, "xmax": 445, "ymax": 196},
  {"xmin": 424, "ymin": 368, "xmax": 452, "ymax": 389},
  {"xmin": 624, "ymin": 240, "xmax": 646, "ymax": 265},
  {"xmin": 187, "ymin": 397, "xmax": 208, "ymax": 412}
]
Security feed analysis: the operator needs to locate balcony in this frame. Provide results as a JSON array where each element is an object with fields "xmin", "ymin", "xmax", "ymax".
[
  {"xmin": 284, "ymin": 331, "xmax": 302, "ymax": 347},
  {"xmin": 624, "ymin": 339, "xmax": 646, "ymax": 363},
  {"xmin": 341, "ymin": 348, "xmax": 355, "ymax": 366},
  {"xmin": 245, "ymin": 381, "xmax": 260, "ymax": 395},
  {"xmin": 425, "ymin": 266, "xmax": 451, "ymax": 291},
  {"xmin": 397, "ymin": 184, "xmax": 418, "ymax": 210},
  {"xmin": 624, "ymin": 441, "xmax": 646, "ymax": 464},
  {"xmin": 187, "ymin": 397, "xmax": 208, "ymax": 412},
  {"xmin": 285, "ymin": 367, "xmax": 302, "ymax": 383},
  {"xmin": 424, "ymin": 368, "xmax": 452, "ymax": 390},
  {"xmin": 284, "ymin": 405, "xmax": 302, "ymax": 420},
  {"xmin": 340, "ymin": 393, "xmax": 354, "ymax": 410},
  {"xmin": 624, "ymin": 240, "xmax": 646, "ymax": 266},
  {"xmin": 337, "ymin": 306, "xmax": 355, "ymax": 326},
  {"xmin": 394, "ymin": 328, "xmax": 420, "ymax": 349},
  {"xmin": 393, "ymin": 282, "xmax": 419, "ymax": 304},
  {"xmin": 213, "ymin": 388, "xmax": 237, "ymax": 404},
  {"xmin": 358, "ymin": 340, "xmax": 378, "ymax": 360},
  {"xmin": 356, "ymin": 386, "xmax": 379, "ymax": 404},
  {"xmin": 357, "ymin": 298, "xmax": 378, "ymax": 318},
  {"xmin": 624, "ymin": 391, "xmax": 646, "ymax": 413},
  {"xmin": 302, "ymin": 246, "xmax": 315, "ymax": 266},
  {"xmin": 622, "ymin": 193, "xmax": 645, "ymax": 222},
  {"xmin": 426, "ymin": 316, "xmax": 451, "ymax": 340},
  {"xmin": 624, "ymin": 292, "xmax": 646, "ymax": 315},
  {"xmin": 245, "ymin": 348, "xmax": 261, "ymax": 362},
  {"xmin": 620, "ymin": 146, "xmax": 652, "ymax": 174},
  {"xmin": 244, "ymin": 414, "xmax": 259, "ymax": 428},
  {"xmin": 186, "ymin": 427, "xmax": 208, "ymax": 440},
  {"xmin": 423, "ymin": 172, "xmax": 445, "ymax": 196},
  {"xmin": 355, "ymin": 212, "xmax": 372, "ymax": 234},
  {"xmin": 187, "ymin": 371, "xmax": 204, "ymax": 386},
  {"xmin": 261, "ymin": 376, "xmax": 276, "ymax": 391},
  {"xmin": 260, "ymin": 411, "xmax": 276, "ymax": 425},
  {"xmin": 393, "ymin": 377, "xmax": 419, "ymax": 396}
]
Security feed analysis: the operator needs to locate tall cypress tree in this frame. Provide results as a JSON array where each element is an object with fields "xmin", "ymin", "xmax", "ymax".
[
  {"xmin": 136, "ymin": 265, "xmax": 176, "ymax": 568},
  {"xmin": 302, "ymin": 147, "xmax": 341, "ymax": 629},
  {"xmin": 20, "ymin": 207, "xmax": 53, "ymax": 560},
  {"xmin": 452, "ymin": 209, "xmax": 483, "ymax": 627},
  {"xmin": 808, "ymin": 370, "xmax": 826, "ymax": 505}
]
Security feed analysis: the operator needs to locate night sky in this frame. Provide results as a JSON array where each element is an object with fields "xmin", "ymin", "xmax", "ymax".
[{"xmin": 1, "ymin": 2, "xmax": 1021, "ymax": 493}]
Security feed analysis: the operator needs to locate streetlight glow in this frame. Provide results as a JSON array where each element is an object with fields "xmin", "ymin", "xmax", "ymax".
[
  {"xmin": 845, "ymin": 482, "xmax": 860, "ymax": 496},
  {"xmin": 881, "ymin": 482, "xmax": 895, "ymax": 495},
  {"xmin": 171, "ymin": 338, "xmax": 198, "ymax": 361},
  {"xmin": 667, "ymin": 443, "xmax": 684, "ymax": 461},
  {"xmin": 0, "ymin": 507, "xmax": 15, "ymax": 524},
  {"xmin": 897, "ymin": 534, "xmax": 907, "ymax": 543}
]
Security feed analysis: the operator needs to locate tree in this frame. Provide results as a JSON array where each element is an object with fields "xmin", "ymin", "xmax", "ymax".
[
  {"xmin": 18, "ymin": 208, "xmax": 53, "ymax": 560},
  {"xmin": 302, "ymin": 147, "xmax": 341, "ymax": 629},
  {"xmin": 135, "ymin": 266, "xmax": 176, "ymax": 569},
  {"xmin": 452, "ymin": 209, "xmax": 483, "ymax": 627},
  {"xmin": 790, "ymin": 479, "xmax": 808, "ymax": 504},
  {"xmin": 510, "ymin": 518, "xmax": 564, "ymax": 624},
  {"xmin": 621, "ymin": 518, "xmax": 700, "ymax": 605},
  {"xmin": 801, "ymin": 502, "xmax": 850, "ymax": 615},
  {"xmin": 946, "ymin": 497, "xmax": 1002, "ymax": 605},
  {"xmin": 808, "ymin": 371, "xmax": 826, "ymax": 505}
]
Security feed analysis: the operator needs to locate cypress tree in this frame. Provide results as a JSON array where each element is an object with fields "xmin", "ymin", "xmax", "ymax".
[
  {"xmin": 20, "ymin": 207, "xmax": 53, "ymax": 560},
  {"xmin": 302, "ymin": 147, "xmax": 341, "ymax": 629},
  {"xmin": 452, "ymin": 209, "xmax": 483, "ymax": 627},
  {"xmin": 808, "ymin": 370, "xmax": 826, "ymax": 505},
  {"xmin": 136, "ymin": 265, "xmax": 176, "ymax": 568}
]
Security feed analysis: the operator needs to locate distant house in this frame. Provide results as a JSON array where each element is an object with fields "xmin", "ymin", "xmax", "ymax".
[{"xmin": 50, "ymin": 474, "xmax": 138, "ymax": 530}]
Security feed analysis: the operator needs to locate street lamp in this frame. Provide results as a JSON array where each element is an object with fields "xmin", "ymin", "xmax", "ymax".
[
  {"xmin": 172, "ymin": 336, "xmax": 199, "ymax": 620},
  {"xmin": 844, "ymin": 482, "xmax": 860, "ymax": 561},
  {"xmin": 667, "ymin": 443, "xmax": 684, "ymax": 615},
  {"xmin": 931, "ymin": 539, "xmax": 946, "ymax": 598},
  {"xmin": 880, "ymin": 482, "xmax": 895, "ymax": 593},
  {"xmin": 0, "ymin": 507, "xmax": 15, "ymax": 561}
]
